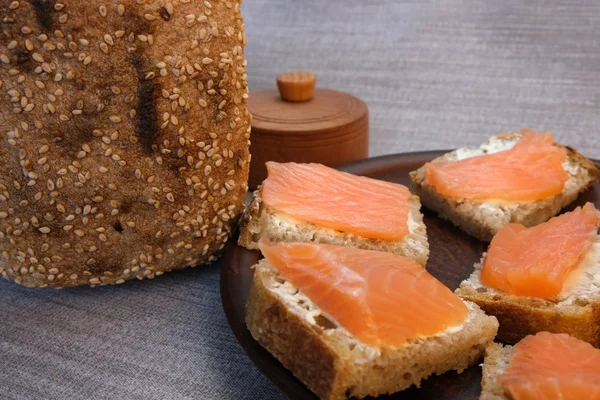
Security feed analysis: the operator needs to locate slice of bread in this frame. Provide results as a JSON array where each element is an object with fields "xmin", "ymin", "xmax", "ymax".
[
  {"xmin": 410, "ymin": 132, "xmax": 600, "ymax": 242},
  {"xmin": 479, "ymin": 343, "xmax": 514, "ymax": 400},
  {"xmin": 238, "ymin": 189, "xmax": 429, "ymax": 266},
  {"xmin": 455, "ymin": 236, "xmax": 600, "ymax": 346},
  {"xmin": 246, "ymin": 260, "xmax": 499, "ymax": 400}
]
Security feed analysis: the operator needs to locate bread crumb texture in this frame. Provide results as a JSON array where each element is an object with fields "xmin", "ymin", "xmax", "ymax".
[
  {"xmin": 479, "ymin": 343, "xmax": 513, "ymax": 400},
  {"xmin": 0, "ymin": 1, "xmax": 250, "ymax": 287}
]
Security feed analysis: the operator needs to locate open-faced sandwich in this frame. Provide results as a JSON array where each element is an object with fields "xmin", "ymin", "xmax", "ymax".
[
  {"xmin": 481, "ymin": 331, "xmax": 600, "ymax": 399},
  {"xmin": 246, "ymin": 240, "xmax": 498, "ymax": 400},
  {"xmin": 239, "ymin": 162, "xmax": 429, "ymax": 266},
  {"xmin": 410, "ymin": 130, "xmax": 600, "ymax": 241},
  {"xmin": 456, "ymin": 202, "xmax": 600, "ymax": 345}
]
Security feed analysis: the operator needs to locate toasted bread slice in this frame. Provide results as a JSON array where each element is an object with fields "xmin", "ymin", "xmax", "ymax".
[
  {"xmin": 239, "ymin": 188, "xmax": 429, "ymax": 266},
  {"xmin": 410, "ymin": 132, "xmax": 600, "ymax": 242},
  {"xmin": 246, "ymin": 260, "xmax": 499, "ymax": 400},
  {"xmin": 455, "ymin": 236, "xmax": 600, "ymax": 346},
  {"xmin": 479, "ymin": 343, "xmax": 514, "ymax": 400}
]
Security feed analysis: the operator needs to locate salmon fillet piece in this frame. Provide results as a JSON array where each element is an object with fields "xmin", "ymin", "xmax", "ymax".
[
  {"xmin": 259, "ymin": 239, "xmax": 468, "ymax": 347},
  {"xmin": 480, "ymin": 203, "xmax": 600, "ymax": 298},
  {"xmin": 261, "ymin": 162, "xmax": 411, "ymax": 241},
  {"xmin": 499, "ymin": 332, "xmax": 600, "ymax": 400},
  {"xmin": 424, "ymin": 130, "xmax": 569, "ymax": 201}
]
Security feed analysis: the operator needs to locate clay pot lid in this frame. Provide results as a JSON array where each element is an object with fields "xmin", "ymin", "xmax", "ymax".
[{"xmin": 249, "ymin": 71, "xmax": 368, "ymax": 137}]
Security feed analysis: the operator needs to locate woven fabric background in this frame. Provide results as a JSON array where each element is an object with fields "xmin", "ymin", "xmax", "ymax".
[{"xmin": 2, "ymin": 1, "xmax": 599, "ymax": 399}]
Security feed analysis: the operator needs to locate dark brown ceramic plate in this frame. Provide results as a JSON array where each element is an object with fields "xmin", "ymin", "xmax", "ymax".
[{"xmin": 220, "ymin": 151, "xmax": 600, "ymax": 399}]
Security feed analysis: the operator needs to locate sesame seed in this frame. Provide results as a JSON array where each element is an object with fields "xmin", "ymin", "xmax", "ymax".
[
  {"xmin": 32, "ymin": 53, "xmax": 45, "ymax": 63},
  {"xmin": 39, "ymin": 227, "xmax": 51, "ymax": 234},
  {"xmin": 104, "ymin": 34, "xmax": 114, "ymax": 46},
  {"xmin": 98, "ymin": 5, "xmax": 107, "ymax": 17}
]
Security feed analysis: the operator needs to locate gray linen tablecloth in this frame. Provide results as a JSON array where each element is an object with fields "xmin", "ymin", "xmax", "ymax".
[{"xmin": 2, "ymin": 1, "xmax": 600, "ymax": 399}]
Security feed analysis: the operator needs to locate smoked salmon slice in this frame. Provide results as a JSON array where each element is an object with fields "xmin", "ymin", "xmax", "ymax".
[
  {"xmin": 258, "ymin": 239, "xmax": 468, "ymax": 347},
  {"xmin": 261, "ymin": 162, "xmax": 411, "ymax": 241},
  {"xmin": 480, "ymin": 203, "xmax": 600, "ymax": 298},
  {"xmin": 424, "ymin": 130, "xmax": 568, "ymax": 201},
  {"xmin": 498, "ymin": 332, "xmax": 600, "ymax": 400}
]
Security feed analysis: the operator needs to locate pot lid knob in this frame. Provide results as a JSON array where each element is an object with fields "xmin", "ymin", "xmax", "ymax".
[{"xmin": 276, "ymin": 71, "xmax": 317, "ymax": 102}]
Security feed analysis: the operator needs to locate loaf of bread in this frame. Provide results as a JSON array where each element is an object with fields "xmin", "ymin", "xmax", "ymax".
[
  {"xmin": 410, "ymin": 132, "xmax": 600, "ymax": 242},
  {"xmin": 0, "ymin": 1, "xmax": 250, "ymax": 287}
]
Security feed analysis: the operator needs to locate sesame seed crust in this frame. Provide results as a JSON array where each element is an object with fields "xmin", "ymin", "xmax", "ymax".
[{"xmin": 0, "ymin": 0, "xmax": 250, "ymax": 288}]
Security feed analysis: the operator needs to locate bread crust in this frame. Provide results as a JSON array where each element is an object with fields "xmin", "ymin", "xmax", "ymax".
[
  {"xmin": 246, "ymin": 261, "xmax": 499, "ymax": 400},
  {"xmin": 456, "ymin": 285, "xmax": 600, "ymax": 346},
  {"xmin": 0, "ymin": 1, "xmax": 250, "ymax": 287},
  {"xmin": 410, "ymin": 132, "xmax": 600, "ymax": 242},
  {"xmin": 238, "ymin": 187, "xmax": 264, "ymax": 247},
  {"xmin": 239, "ymin": 187, "xmax": 429, "ymax": 266},
  {"xmin": 245, "ymin": 266, "xmax": 345, "ymax": 399},
  {"xmin": 479, "ymin": 343, "xmax": 512, "ymax": 400}
]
